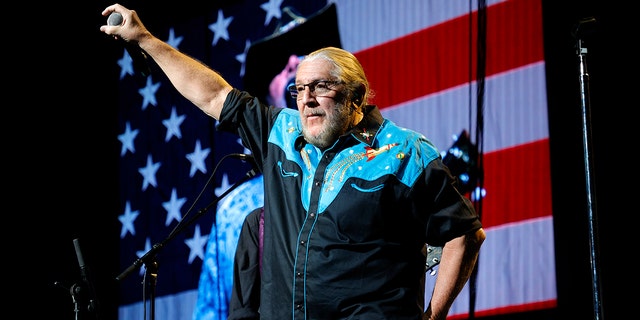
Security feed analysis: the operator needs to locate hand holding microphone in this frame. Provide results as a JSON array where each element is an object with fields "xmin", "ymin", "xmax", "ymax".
[
  {"xmin": 107, "ymin": 11, "xmax": 124, "ymax": 28},
  {"xmin": 105, "ymin": 11, "xmax": 151, "ymax": 77}
]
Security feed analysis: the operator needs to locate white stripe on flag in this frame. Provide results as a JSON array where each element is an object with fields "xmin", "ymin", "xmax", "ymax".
[
  {"xmin": 331, "ymin": 0, "xmax": 509, "ymax": 53},
  {"xmin": 424, "ymin": 217, "xmax": 557, "ymax": 317},
  {"xmin": 382, "ymin": 62, "xmax": 549, "ymax": 154}
]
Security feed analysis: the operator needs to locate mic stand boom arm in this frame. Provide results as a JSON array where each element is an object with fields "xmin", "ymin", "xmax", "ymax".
[{"xmin": 116, "ymin": 168, "xmax": 259, "ymax": 281}]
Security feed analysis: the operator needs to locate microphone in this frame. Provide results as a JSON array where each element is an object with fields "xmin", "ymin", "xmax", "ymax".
[
  {"xmin": 230, "ymin": 153, "xmax": 254, "ymax": 161},
  {"xmin": 572, "ymin": 16, "xmax": 597, "ymax": 39},
  {"xmin": 73, "ymin": 238, "xmax": 100, "ymax": 315},
  {"xmin": 107, "ymin": 12, "xmax": 151, "ymax": 77},
  {"xmin": 230, "ymin": 153, "xmax": 260, "ymax": 175}
]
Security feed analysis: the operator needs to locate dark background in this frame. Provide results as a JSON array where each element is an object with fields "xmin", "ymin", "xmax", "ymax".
[{"xmin": 20, "ymin": 1, "xmax": 626, "ymax": 319}]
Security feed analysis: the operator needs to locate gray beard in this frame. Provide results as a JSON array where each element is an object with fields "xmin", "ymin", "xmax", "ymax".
[{"xmin": 302, "ymin": 102, "xmax": 354, "ymax": 149}]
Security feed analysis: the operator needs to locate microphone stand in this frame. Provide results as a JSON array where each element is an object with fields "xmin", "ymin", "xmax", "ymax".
[
  {"xmin": 53, "ymin": 281, "xmax": 87, "ymax": 320},
  {"xmin": 573, "ymin": 17, "xmax": 604, "ymax": 320},
  {"xmin": 70, "ymin": 283, "xmax": 84, "ymax": 320},
  {"xmin": 54, "ymin": 238, "xmax": 102, "ymax": 320},
  {"xmin": 116, "ymin": 168, "xmax": 259, "ymax": 320}
]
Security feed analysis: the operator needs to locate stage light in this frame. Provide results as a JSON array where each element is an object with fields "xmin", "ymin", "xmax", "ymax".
[{"xmin": 442, "ymin": 130, "xmax": 478, "ymax": 194}]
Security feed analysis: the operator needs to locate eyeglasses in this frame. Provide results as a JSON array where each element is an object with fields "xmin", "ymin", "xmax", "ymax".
[{"xmin": 287, "ymin": 80, "xmax": 343, "ymax": 99}]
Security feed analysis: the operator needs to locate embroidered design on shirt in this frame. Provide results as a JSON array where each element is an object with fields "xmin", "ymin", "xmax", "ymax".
[
  {"xmin": 300, "ymin": 148, "xmax": 312, "ymax": 177},
  {"xmin": 360, "ymin": 129, "xmax": 373, "ymax": 142},
  {"xmin": 324, "ymin": 152, "xmax": 366, "ymax": 191},
  {"xmin": 277, "ymin": 161, "xmax": 298, "ymax": 177},
  {"xmin": 323, "ymin": 143, "xmax": 400, "ymax": 192},
  {"xmin": 365, "ymin": 143, "xmax": 398, "ymax": 161}
]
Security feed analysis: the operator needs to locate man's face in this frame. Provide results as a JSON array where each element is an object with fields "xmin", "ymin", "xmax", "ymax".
[{"xmin": 294, "ymin": 59, "xmax": 354, "ymax": 149}]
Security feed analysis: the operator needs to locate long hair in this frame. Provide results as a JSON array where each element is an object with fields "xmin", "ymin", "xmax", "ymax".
[{"xmin": 302, "ymin": 47, "xmax": 373, "ymax": 109}]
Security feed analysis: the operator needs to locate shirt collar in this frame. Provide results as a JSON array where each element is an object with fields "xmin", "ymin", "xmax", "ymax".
[{"xmin": 347, "ymin": 105, "xmax": 383, "ymax": 146}]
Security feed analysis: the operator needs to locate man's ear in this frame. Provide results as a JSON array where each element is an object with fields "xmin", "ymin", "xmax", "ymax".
[{"xmin": 353, "ymin": 84, "xmax": 365, "ymax": 103}]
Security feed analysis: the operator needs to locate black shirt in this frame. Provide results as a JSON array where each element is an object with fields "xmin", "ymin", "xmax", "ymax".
[{"xmin": 219, "ymin": 89, "xmax": 481, "ymax": 319}]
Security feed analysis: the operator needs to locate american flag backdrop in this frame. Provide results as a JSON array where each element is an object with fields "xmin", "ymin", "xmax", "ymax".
[{"xmin": 113, "ymin": 0, "xmax": 555, "ymax": 319}]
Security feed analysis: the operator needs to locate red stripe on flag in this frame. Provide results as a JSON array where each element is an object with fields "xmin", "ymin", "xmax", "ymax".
[
  {"xmin": 447, "ymin": 299, "xmax": 557, "ymax": 319},
  {"xmin": 355, "ymin": 0, "xmax": 544, "ymax": 109},
  {"xmin": 479, "ymin": 138, "xmax": 552, "ymax": 228}
]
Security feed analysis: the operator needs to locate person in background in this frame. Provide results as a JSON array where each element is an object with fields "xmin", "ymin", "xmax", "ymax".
[
  {"xmin": 101, "ymin": 4, "xmax": 485, "ymax": 319},
  {"xmin": 228, "ymin": 207, "xmax": 263, "ymax": 320},
  {"xmin": 268, "ymin": 54, "xmax": 301, "ymax": 109}
]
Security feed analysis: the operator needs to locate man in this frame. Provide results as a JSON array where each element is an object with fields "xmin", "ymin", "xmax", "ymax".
[{"xmin": 101, "ymin": 4, "xmax": 485, "ymax": 319}]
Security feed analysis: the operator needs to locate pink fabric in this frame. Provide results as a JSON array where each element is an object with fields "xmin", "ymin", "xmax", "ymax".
[{"xmin": 259, "ymin": 207, "xmax": 264, "ymax": 272}]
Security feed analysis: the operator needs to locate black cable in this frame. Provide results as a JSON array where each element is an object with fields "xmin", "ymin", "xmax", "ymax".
[
  {"xmin": 167, "ymin": 153, "xmax": 251, "ymax": 239},
  {"xmin": 468, "ymin": 0, "xmax": 487, "ymax": 318}
]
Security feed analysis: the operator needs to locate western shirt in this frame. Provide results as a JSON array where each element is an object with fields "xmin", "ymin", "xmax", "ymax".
[{"xmin": 218, "ymin": 89, "xmax": 482, "ymax": 319}]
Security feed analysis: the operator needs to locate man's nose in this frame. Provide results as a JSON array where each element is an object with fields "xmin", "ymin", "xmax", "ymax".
[{"xmin": 298, "ymin": 88, "xmax": 317, "ymax": 105}]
